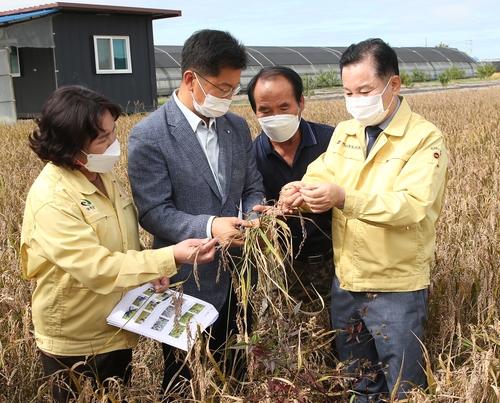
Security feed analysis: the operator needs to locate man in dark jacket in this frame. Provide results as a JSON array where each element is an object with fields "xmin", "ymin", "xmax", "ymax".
[{"xmin": 249, "ymin": 66, "xmax": 335, "ymax": 301}]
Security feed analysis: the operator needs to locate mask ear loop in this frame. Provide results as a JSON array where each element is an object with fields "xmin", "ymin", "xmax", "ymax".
[
  {"xmin": 381, "ymin": 76, "xmax": 396, "ymax": 116},
  {"xmin": 386, "ymin": 93, "xmax": 395, "ymax": 111},
  {"xmin": 74, "ymin": 150, "xmax": 88, "ymax": 168},
  {"xmin": 193, "ymin": 72, "xmax": 208, "ymax": 97},
  {"xmin": 381, "ymin": 76, "xmax": 394, "ymax": 94}
]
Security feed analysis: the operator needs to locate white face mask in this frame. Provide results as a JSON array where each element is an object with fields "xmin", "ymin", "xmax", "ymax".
[
  {"xmin": 81, "ymin": 138, "xmax": 120, "ymax": 173},
  {"xmin": 192, "ymin": 72, "xmax": 232, "ymax": 118},
  {"xmin": 345, "ymin": 78, "xmax": 394, "ymax": 126},
  {"xmin": 258, "ymin": 114, "xmax": 300, "ymax": 143}
]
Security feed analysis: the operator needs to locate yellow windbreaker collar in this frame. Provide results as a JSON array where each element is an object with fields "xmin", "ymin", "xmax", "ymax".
[{"xmin": 49, "ymin": 163, "xmax": 98, "ymax": 195}]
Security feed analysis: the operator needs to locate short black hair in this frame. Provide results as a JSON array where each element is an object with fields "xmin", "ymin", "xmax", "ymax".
[
  {"xmin": 339, "ymin": 38, "xmax": 399, "ymax": 79},
  {"xmin": 29, "ymin": 85, "xmax": 121, "ymax": 169},
  {"xmin": 181, "ymin": 29, "xmax": 247, "ymax": 76},
  {"xmin": 247, "ymin": 66, "xmax": 303, "ymax": 113}
]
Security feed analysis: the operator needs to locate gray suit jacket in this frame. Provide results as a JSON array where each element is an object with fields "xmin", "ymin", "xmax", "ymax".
[{"xmin": 128, "ymin": 97, "xmax": 264, "ymax": 309}]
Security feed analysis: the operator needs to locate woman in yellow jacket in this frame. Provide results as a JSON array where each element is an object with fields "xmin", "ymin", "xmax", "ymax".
[{"xmin": 20, "ymin": 86, "xmax": 217, "ymax": 402}]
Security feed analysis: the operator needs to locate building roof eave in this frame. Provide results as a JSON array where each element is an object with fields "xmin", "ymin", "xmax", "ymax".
[{"xmin": 0, "ymin": 2, "xmax": 181, "ymax": 20}]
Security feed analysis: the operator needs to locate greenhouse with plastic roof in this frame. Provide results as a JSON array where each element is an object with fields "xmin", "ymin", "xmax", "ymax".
[{"xmin": 154, "ymin": 45, "xmax": 478, "ymax": 95}]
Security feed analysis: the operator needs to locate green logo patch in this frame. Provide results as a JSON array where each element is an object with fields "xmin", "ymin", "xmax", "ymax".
[{"xmin": 80, "ymin": 199, "xmax": 96, "ymax": 211}]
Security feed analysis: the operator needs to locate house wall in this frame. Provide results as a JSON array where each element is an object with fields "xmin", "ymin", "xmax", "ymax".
[
  {"xmin": 52, "ymin": 12, "xmax": 157, "ymax": 112},
  {"xmin": 12, "ymin": 47, "xmax": 56, "ymax": 117}
]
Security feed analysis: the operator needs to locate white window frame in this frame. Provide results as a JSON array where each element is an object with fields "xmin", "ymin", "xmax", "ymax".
[
  {"xmin": 93, "ymin": 35, "xmax": 132, "ymax": 74},
  {"xmin": 9, "ymin": 46, "xmax": 20, "ymax": 77}
]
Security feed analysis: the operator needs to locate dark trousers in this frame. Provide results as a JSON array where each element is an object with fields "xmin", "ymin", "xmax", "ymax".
[
  {"xmin": 161, "ymin": 288, "xmax": 242, "ymax": 393},
  {"xmin": 40, "ymin": 348, "xmax": 132, "ymax": 403},
  {"xmin": 331, "ymin": 276, "xmax": 428, "ymax": 401},
  {"xmin": 291, "ymin": 254, "xmax": 334, "ymax": 304}
]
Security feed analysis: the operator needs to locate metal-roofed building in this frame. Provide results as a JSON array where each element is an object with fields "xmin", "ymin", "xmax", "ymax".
[
  {"xmin": 155, "ymin": 45, "xmax": 477, "ymax": 96},
  {"xmin": 0, "ymin": 2, "xmax": 181, "ymax": 119}
]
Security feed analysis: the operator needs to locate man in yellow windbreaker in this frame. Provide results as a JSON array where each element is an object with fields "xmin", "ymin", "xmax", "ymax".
[{"xmin": 280, "ymin": 38, "xmax": 448, "ymax": 400}]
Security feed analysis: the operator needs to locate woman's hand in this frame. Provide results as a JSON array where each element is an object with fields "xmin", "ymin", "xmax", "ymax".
[
  {"xmin": 152, "ymin": 276, "xmax": 170, "ymax": 293},
  {"xmin": 153, "ymin": 238, "xmax": 218, "ymax": 292},
  {"xmin": 173, "ymin": 238, "xmax": 218, "ymax": 265}
]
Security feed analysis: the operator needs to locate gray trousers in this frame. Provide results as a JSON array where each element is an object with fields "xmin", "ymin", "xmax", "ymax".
[{"xmin": 331, "ymin": 276, "xmax": 428, "ymax": 401}]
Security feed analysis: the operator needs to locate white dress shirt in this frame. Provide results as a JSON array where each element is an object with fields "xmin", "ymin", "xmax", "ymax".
[{"xmin": 173, "ymin": 90, "xmax": 222, "ymax": 238}]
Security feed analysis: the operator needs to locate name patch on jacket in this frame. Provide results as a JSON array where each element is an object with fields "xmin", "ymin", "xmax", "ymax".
[{"xmin": 336, "ymin": 140, "xmax": 362, "ymax": 149}]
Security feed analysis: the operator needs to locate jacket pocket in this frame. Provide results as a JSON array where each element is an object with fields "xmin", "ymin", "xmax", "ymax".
[
  {"xmin": 85, "ymin": 212, "xmax": 109, "ymax": 241},
  {"xmin": 355, "ymin": 222, "xmax": 419, "ymax": 281},
  {"xmin": 84, "ymin": 210, "xmax": 122, "ymax": 253}
]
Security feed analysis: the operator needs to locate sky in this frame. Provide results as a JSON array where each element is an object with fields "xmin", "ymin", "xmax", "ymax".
[{"xmin": 1, "ymin": 0, "xmax": 499, "ymax": 60}]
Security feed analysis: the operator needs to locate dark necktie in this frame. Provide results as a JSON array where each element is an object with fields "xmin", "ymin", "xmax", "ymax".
[{"xmin": 365, "ymin": 126, "xmax": 383, "ymax": 157}]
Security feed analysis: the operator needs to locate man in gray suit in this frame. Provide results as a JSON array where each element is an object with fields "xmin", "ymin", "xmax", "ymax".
[{"xmin": 128, "ymin": 30, "xmax": 264, "ymax": 391}]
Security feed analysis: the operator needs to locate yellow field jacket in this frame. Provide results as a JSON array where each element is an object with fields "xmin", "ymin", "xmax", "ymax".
[
  {"xmin": 302, "ymin": 97, "xmax": 448, "ymax": 292},
  {"xmin": 21, "ymin": 163, "xmax": 178, "ymax": 356}
]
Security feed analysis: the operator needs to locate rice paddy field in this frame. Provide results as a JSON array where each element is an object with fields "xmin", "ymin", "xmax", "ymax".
[{"xmin": 0, "ymin": 87, "xmax": 498, "ymax": 401}]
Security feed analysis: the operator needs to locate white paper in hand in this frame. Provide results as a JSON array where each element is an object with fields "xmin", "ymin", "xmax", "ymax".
[{"xmin": 106, "ymin": 283, "xmax": 219, "ymax": 351}]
